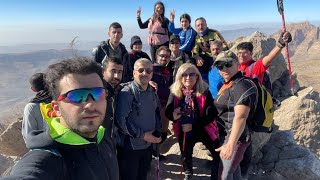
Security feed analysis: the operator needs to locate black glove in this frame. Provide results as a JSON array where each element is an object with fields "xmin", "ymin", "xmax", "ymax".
[
  {"xmin": 278, "ymin": 31, "xmax": 292, "ymax": 48},
  {"xmin": 160, "ymin": 132, "xmax": 168, "ymax": 144}
]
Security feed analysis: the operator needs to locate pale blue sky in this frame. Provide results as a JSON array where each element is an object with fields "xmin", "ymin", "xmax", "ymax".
[{"xmin": 0, "ymin": 0, "xmax": 319, "ymax": 45}]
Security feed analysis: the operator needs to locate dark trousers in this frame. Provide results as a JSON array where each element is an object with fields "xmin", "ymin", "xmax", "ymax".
[
  {"xmin": 240, "ymin": 142, "xmax": 252, "ymax": 177},
  {"xmin": 218, "ymin": 138, "xmax": 251, "ymax": 180},
  {"xmin": 150, "ymin": 41, "xmax": 169, "ymax": 63},
  {"xmin": 118, "ymin": 146, "xmax": 153, "ymax": 180},
  {"xmin": 178, "ymin": 128, "xmax": 220, "ymax": 180}
]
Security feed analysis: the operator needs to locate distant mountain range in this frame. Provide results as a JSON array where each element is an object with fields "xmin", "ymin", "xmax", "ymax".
[
  {"xmin": 0, "ymin": 21, "xmax": 319, "ymax": 119},
  {"xmin": 272, "ymin": 21, "xmax": 320, "ymax": 61},
  {"xmin": 0, "ymin": 25, "xmax": 280, "ymax": 54}
]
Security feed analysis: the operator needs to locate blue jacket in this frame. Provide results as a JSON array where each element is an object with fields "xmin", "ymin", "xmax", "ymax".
[
  {"xmin": 168, "ymin": 22, "xmax": 196, "ymax": 53},
  {"xmin": 208, "ymin": 66, "xmax": 224, "ymax": 99},
  {"xmin": 115, "ymin": 81, "xmax": 161, "ymax": 150}
]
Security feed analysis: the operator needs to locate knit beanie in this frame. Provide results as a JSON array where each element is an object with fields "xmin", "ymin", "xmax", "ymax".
[{"xmin": 130, "ymin": 36, "xmax": 142, "ymax": 49}]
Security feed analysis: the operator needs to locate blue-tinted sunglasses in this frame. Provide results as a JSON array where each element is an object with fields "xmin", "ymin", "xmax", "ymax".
[{"xmin": 57, "ymin": 87, "xmax": 107, "ymax": 103}]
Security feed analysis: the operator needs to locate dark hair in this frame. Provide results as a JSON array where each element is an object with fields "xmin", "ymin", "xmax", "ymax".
[
  {"xmin": 195, "ymin": 17, "xmax": 206, "ymax": 24},
  {"xmin": 45, "ymin": 57, "xmax": 104, "ymax": 100},
  {"xmin": 153, "ymin": 1, "xmax": 166, "ymax": 25},
  {"xmin": 180, "ymin": 13, "xmax": 191, "ymax": 23},
  {"xmin": 29, "ymin": 72, "xmax": 45, "ymax": 91},
  {"xmin": 109, "ymin": 22, "xmax": 122, "ymax": 30},
  {"xmin": 102, "ymin": 57, "xmax": 123, "ymax": 69},
  {"xmin": 237, "ymin": 42, "xmax": 254, "ymax": 52},
  {"xmin": 156, "ymin": 45, "xmax": 171, "ymax": 55}
]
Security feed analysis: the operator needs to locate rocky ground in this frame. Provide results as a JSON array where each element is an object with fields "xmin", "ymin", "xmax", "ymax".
[{"xmin": 291, "ymin": 59, "xmax": 320, "ymax": 92}]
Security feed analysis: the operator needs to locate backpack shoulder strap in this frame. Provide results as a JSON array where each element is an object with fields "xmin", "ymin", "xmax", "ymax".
[
  {"xmin": 128, "ymin": 82, "xmax": 140, "ymax": 105},
  {"xmin": 247, "ymin": 61, "xmax": 257, "ymax": 78}
]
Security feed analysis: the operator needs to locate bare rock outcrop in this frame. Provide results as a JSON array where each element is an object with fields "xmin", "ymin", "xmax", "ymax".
[
  {"xmin": 274, "ymin": 87, "xmax": 320, "ymax": 157},
  {"xmin": 230, "ymin": 31, "xmax": 300, "ymax": 97},
  {"xmin": 0, "ymin": 155, "xmax": 14, "ymax": 176},
  {"xmin": 0, "ymin": 120, "xmax": 28, "ymax": 156},
  {"xmin": 0, "ymin": 124, "xmax": 4, "ymax": 134},
  {"xmin": 249, "ymin": 130, "xmax": 320, "ymax": 180},
  {"xmin": 247, "ymin": 86, "xmax": 320, "ymax": 180},
  {"xmin": 273, "ymin": 21, "xmax": 320, "ymax": 61}
]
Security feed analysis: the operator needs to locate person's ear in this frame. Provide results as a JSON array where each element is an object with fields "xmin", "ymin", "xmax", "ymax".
[{"xmin": 51, "ymin": 101, "xmax": 62, "ymax": 117}]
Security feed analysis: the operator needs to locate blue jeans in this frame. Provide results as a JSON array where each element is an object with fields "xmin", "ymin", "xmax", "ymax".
[{"xmin": 219, "ymin": 138, "xmax": 251, "ymax": 180}]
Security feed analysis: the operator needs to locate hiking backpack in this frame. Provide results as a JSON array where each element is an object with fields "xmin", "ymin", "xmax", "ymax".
[
  {"xmin": 231, "ymin": 77, "xmax": 275, "ymax": 133},
  {"xmin": 247, "ymin": 62, "xmax": 273, "ymax": 94}
]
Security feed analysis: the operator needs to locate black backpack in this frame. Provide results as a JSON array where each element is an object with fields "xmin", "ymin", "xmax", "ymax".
[{"xmin": 231, "ymin": 77, "xmax": 275, "ymax": 133}]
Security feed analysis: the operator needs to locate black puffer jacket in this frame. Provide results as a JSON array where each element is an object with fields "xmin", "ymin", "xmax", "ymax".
[{"xmin": 2, "ymin": 118, "xmax": 119, "ymax": 180}]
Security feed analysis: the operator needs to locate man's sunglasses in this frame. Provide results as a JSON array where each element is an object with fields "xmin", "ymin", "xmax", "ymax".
[
  {"xmin": 215, "ymin": 60, "xmax": 234, "ymax": 70},
  {"xmin": 158, "ymin": 54, "xmax": 170, "ymax": 58},
  {"xmin": 57, "ymin": 87, "xmax": 107, "ymax": 103},
  {"xmin": 136, "ymin": 68, "xmax": 153, "ymax": 74}
]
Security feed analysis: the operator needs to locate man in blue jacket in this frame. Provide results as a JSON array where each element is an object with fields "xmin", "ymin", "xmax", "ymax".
[{"xmin": 116, "ymin": 58, "xmax": 162, "ymax": 180}]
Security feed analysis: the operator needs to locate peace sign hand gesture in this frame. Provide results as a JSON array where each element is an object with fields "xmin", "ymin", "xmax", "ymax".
[
  {"xmin": 137, "ymin": 6, "xmax": 141, "ymax": 18},
  {"xmin": 170, "ymin": 9, "xmax": 176, "ymax": 22}
]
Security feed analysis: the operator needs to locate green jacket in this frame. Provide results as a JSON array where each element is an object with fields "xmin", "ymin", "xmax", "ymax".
[{"xmin": 192, "ymin": 29, "xmax": 227, "ymax": 58}]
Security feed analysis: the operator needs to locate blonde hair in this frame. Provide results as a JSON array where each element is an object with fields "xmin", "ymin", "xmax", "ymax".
[{"xmin": 170, "ymin": 63, "xmax": 208, "ymax": 99}]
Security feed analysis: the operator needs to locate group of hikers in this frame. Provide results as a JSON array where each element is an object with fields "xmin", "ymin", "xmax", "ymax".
[{"xmin": 2, "ymin": 1, "xmax": 293, "ymax": 180}]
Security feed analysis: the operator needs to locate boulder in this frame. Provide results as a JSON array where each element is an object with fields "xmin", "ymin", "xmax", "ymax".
[
  {"xmin": 0, "ymin": 154, "xmax": 14, "ymax": 176},
  {"xmin": 0, "ymin": 120, "xmax": 28, "ymax": 156},
  {"xmin": 249, "ymin": 130, "xmax": 320, "ymax": 180},
  {"xmin": 274, "ymin": 87, "xmax": 320, "ymax": 157}
]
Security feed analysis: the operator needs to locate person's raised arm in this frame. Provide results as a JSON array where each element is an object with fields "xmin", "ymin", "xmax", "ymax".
[
  {"xmin": 262, "ymin": 30, "xmax": 292, "ymax": 67},
  {"xmin": 136, "ymin": 6, "xmax": 149, "ymax": 29}
]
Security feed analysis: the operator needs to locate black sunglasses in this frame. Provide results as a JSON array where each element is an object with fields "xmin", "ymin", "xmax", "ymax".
[
  {"xmin": 158, "ymin": 54, "xmax": 170, "ymax": 58},
  {"xmin": 215, "ymin": 60, "xmax": 234, "ymax": 70},
  {"xmin": 136, "ymin": 68, "xmax": 153, "ymax": 74}
]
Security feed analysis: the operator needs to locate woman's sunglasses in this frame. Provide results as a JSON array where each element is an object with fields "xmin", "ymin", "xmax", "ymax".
[
  {"xmin": 182, "ymin": 72, "xmax": 197, "ymax": 78},
  {"xmin": 215, "ymin": 60, "xmax": 234, "ymax": 70},
  {"xmin": 57, "ymin": 87, "xmax": 107, "ymax": 103}
]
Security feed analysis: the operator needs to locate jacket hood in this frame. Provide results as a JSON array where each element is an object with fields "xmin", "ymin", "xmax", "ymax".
[
  {"xmin": 100, "ymin": 40, "xmax": 109, "ymax": 46},
  {"xmin": 26, "ymin": 117, "xmax": 105, "ymax": 149}
]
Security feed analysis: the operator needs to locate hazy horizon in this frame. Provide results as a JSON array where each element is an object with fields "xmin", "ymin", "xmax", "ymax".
[{"xmin": 1, "ymin": 0, "xmax": 320, "ymax": 46}]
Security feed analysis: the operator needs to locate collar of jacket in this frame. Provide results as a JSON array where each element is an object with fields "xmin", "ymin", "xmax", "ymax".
[{"xmin": 45, "ymin": 117, "xmax": 105, "ymax": 145}]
